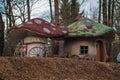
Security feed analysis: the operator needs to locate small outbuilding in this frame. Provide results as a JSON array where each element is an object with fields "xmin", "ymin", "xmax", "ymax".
[
  {"xmin": 64, "ymin": 17, "xmax": 115, "ymax": 62},
  {"xmin": 4, "ymin": 18, "xmax": 67, "ymax": 57}
]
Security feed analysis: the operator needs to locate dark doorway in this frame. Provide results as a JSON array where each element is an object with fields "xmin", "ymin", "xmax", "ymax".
[{"xmin": 96, "ymin": 40, "xmax": 106, "ymax": 62}]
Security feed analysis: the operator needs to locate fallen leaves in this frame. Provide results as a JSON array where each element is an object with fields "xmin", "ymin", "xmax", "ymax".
[{"xmin": 0, "ymin": 57, "xmax": 119, "ymax": 80}]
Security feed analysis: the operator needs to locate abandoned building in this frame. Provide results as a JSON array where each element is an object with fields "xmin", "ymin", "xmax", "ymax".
[
  {"xmin": 4, "ymin": 18, "xmax": 67, "ymax": 57},
  {"xmin": 64, "ymin": 17, "xmax": 115, "ymax": 62},
  {"xmin": 4, "ymin": 17, "xmax": 115, "ymax": 62}
]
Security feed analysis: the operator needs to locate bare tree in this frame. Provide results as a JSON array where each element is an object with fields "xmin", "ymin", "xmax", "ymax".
[
  {"xmin": 111, "ymin": 0, "xmax": 115, "ymax": 26},
  {"xmin": 97, "ymin": 0, "xmax": 118, "ymax": 61},
  {"xmin": 116, "ymin": 0, "xmax": 120, "ymax": 4},
  {"xmin": 111, "ymin": 0, "xmax": 120, "ymax": 61},
  {"xmin": 2, "ymin": 0, "xmax": 39, "ymax": 30},
  {"xmin": 99, "ymin": 0, "xmax": 115, "ymax": 26},
  {"xmin": 27, "ymin": 0, "xmax": 30, "ymax": 20},
  {"xmin": 102, "ymin": 0, "xmax": 107, "ymax": 25},
  {"xmin": 108, "ymin": 0, "xmax": 111, "ymax": 26},
  {"xmin": 4, "ymin": 0, "xmax": 15, "ymax": 28},
  {"xmin": 54, "ymin": 0, "xmax": 59, "ymax": 26},
  {"xmin": 0, "ymin": 13, "xmax": 4, "ymax": 56},
  {"xmin": 98, "ymin": 0, "xmax": 102, "ymax": 23},
  {"xmin": 49, "ymin": 0, "xmax": 54, "ymax": 23}
]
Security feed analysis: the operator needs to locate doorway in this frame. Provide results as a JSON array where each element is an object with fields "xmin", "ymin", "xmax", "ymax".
[{"xmin": 96, "ymin": 40, "xmax": 106, "ymax": 62}]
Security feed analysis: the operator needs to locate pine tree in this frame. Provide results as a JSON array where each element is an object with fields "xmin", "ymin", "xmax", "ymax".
[{"xmin": 60, "ymin": 0, "xmax": 80, "ymax": 26}]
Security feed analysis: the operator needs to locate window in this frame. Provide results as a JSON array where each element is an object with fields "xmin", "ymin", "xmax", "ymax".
[{"xmin": 80, "ymin": 46, "xmax": 88, "ymax": 54}]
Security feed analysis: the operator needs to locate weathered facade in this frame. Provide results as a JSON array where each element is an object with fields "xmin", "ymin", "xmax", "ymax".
[
  {"xmin": 4, "ymin": 18, "xmax": 67, "ymax": 57},
  {"xmin": 5, "ymin": 17, "xmax": 115, "ymax": 62},
  {"xmin": 64, "ymin": 38, "xmax": 107, "ymax": 61},
  {"xmin": 64, "ymin": 18, "xmax": 115, "ymax": 62},
  {"xmin": 14, "ymin": 36, "xmax": 47, "ymax": 57}
]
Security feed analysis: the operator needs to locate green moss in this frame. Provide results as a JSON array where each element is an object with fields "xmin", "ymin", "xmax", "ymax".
[{"xmin": 67, "ymin": 18, "xmax": 115, "ymax": 37}]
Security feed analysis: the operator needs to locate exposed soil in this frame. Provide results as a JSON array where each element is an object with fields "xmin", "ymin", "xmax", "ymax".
[{"xmin": 0, "ymin": 57, "xmax": 119, "ymax": 80}]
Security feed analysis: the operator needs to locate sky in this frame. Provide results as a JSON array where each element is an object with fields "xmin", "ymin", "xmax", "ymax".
[
  {"xmin": 0, "ymin": 0, "xmax": 4, "ymax": 12},
  {"xmin": 31, "ymin": 0, "xmax": 51, "ymax": 18},
  {"xmin": 81, "ymin": 0, "xmax": 99, "ymax": 18},
  {"xmin": 31, "ymin": 0, "xmax": 99, "ymax": 21}
]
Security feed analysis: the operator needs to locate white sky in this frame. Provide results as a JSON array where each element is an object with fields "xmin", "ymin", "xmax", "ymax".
[
  {"xmin": 31, "ymin": 0, "xmax": 99, "ymax": 21},
  {"xmin": 81, "ymin": 0, "xmax": 99, "ymax": 18},
  {"xmin": 31, "ymin": 0, "xmax": 52, "ymax": 19}
]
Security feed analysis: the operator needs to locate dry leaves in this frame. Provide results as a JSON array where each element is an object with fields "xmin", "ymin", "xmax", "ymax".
[{"xmin": 0, "ymin": 57, "xmax": 119, "ymax": 80}]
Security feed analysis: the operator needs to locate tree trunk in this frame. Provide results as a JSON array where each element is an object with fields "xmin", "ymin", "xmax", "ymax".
[
  {"xmin": 102, "ymin": 0, "xmax": 107, "ymax": 25},
  {"xmin": 49, "ymin": 0, "xmax": 53, "ymax": 23},
  {"xmin": 108, "ymin": 0, "xmax": 111, "ymax": 26},
  {"xmin": 0, "ymin": 13, "xmax": 4, "ymax": 56},
  {"xmin": 98, "ymin": 0, "xmax": 102, "ymax": 23},
  {"xmin": 6, "ymin": 0, "xmax": 12, "ymax": 27},
  {"xmin": 54, "ymin": 0, "xmax": 59, "ymax": 26},
  {"xmin": 27, "ymin": 0, "xmax": 30, "ymax": 20},
  {"xmin": 11, "ymin": 11, "xmax": 15, "ymax": 26},
  {"xmin": 111, "ymin": 0, "xmax": 115, "ymax": 26}
]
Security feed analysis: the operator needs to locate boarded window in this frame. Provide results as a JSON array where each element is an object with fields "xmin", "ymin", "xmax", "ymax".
[{"xmin": 80, "ymin": 46, "xmax": 88, "ymax": 54}]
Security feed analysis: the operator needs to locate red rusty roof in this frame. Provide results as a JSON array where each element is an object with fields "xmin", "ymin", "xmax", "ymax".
[{"xmin": 10, "ymin": 18, "xmax": 68, "ymax": 37}]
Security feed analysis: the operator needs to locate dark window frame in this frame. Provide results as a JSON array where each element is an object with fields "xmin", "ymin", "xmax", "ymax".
[{"xmin": 80, "ymin": 46, "xmax": 88, "ymax": 54}]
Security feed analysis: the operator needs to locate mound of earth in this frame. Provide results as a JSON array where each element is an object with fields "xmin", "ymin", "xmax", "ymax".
[{"xmin": 0, "ymin": 57, "xmax": 119, "ymax": 80}]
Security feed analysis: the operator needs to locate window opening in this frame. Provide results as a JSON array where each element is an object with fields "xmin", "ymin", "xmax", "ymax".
[{"xmin": 80, "ymin": 46, "xmax": 88, "ymax": 54}]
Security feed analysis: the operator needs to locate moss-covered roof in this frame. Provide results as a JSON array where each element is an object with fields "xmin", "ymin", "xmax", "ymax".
[{"xmin": 68, "ymin": 18, "xmax": 115, "ymax": 37}]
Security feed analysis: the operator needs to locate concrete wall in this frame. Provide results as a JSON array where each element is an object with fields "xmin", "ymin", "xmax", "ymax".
[
  {"xmin": 24, "ymin": 36, "xmax": 47, "ymax": 44},
  {"xmin": 23, "ymin": 36, "xmax": 47, "ymax": 57},
  {"xmin": 64, "ymin": 39, "xmax": 96, "ymax": 57}
]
